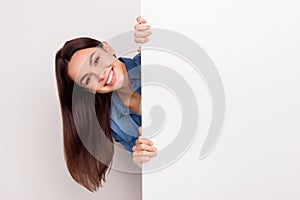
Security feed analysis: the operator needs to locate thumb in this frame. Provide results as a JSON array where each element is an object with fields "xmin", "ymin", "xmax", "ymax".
[
  {"xmin": 136, "ymin": 16, "xmax": 147, "ymax": 24},
  {"xmin": 138, "ymin": 127, "xmax": 142, "ymax": 136}
]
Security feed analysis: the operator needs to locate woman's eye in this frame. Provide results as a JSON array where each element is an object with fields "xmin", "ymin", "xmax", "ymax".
[
  {"xmin": 86, "ymin": 76, "xmax": 91, "ymax": 85},
  {"xmin": 94, "ymin": 57, "xmax": 100, "ymax": 65}
]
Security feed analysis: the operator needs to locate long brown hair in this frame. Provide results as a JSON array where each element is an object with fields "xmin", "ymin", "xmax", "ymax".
[{"xmin": 55, "ymin": 37, "xmax": 114, "ymax": 192}]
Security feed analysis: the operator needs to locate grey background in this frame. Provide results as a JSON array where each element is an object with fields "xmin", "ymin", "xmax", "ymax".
[
  {"xmin": 0, "ymin": 0, "xmax": 141, "ymax": 199},
  {"xmin": 142, "ymin": 0, "xmax": 300, "ymax": 199}
]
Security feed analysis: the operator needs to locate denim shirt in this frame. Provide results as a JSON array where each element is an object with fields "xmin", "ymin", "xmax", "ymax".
[{"xmin": 110, "ymin": 53, "xmax": 141, "ymax": 154}]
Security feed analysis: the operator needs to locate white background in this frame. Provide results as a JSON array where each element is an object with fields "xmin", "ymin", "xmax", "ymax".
[
  {"xmin": 0, "ymin": 0, "xmax": 141, "ymax": 199},
  {"xmin": 142, "ymin": 0, "xmax": 300, "ymax": 199}
]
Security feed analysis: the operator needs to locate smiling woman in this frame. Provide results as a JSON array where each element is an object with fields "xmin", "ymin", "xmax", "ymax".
[
  {"xmin": 67, "ymin": 46, "xmax": 128, "ymax": 94},
  {"xmin": 54, "ymin": 17, "xmax": 157, "ymax": 192}
]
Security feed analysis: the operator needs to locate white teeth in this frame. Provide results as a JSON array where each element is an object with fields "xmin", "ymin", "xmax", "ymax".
[{"xmin": 106, "ymin": 69, "xmax": 113, "ymax": 85}]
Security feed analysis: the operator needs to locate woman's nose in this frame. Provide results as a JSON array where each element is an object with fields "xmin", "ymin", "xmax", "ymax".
[
  {"xmin": 99, "ymin": 67, "xmax": 108, "ymax": 80},
  {"xmin": 93, "ymin": 58, "xmax": 117, "ymax": 81}
]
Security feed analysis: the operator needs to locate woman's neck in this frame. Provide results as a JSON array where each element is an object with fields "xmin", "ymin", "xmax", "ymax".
[{"xmin": 116, "ymin": 62, "xmax": 141, "ymax": 115}]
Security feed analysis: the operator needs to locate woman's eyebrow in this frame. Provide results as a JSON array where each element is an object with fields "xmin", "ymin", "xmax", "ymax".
[
  {"xmin": 79, "ymin": 51, "xmax": 97, "ymax": 85},
  {"xmin": 89, "ymin": 51, "xmax": 96, "ymax": 66}
]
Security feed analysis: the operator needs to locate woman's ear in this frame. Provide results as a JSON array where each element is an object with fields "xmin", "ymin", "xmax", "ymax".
[{"xmin": 102, "ymin": 41, "xmax": 115, "ymax": 56}]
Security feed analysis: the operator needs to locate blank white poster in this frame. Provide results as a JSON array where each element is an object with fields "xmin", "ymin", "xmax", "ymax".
[{"xmin": 142, "ymin": 0, "xmax": 300, "ymax": 199}]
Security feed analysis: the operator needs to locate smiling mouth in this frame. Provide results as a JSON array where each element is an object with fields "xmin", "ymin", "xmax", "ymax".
[{"xmin": 104, "ymin": 67, "xmax": 116, "ymax": 86}]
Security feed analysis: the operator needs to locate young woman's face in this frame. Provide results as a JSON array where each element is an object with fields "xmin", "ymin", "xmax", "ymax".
[{"xmin": 68, "ymin": 47, "xmax": 126, "ymax": 93}]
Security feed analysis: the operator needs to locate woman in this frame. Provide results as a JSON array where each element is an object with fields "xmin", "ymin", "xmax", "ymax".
[{"xmin": 55, "ymin": 17, "xmax": 157, "ymax": 192}]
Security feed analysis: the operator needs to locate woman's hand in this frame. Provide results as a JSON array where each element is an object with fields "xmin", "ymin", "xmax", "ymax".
[
  {"xmin": 132, "ymin": 127, "xmax": 157, "ymax": 168},
  {"xmin": 134, "ymin": 16, "xmax": 152, "ymax": 52}
]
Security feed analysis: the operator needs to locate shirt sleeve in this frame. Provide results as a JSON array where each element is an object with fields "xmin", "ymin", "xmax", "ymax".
[
  {"xmin": 132, "ymin": 53, "xmax": 141, "ymax": 66},
  {"xmin": 111, "ymin": 128, "xmax": 135, "ymax": 154}
]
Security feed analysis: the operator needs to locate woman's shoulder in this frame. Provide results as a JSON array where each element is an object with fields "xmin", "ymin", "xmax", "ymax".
[
  {"xmin": 132, "ymin": 53, "xmax": 141, "ymax": 65},
  {"xmin": 118, "ymin": 53, "xmax": 141, "ymax": 70}
]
